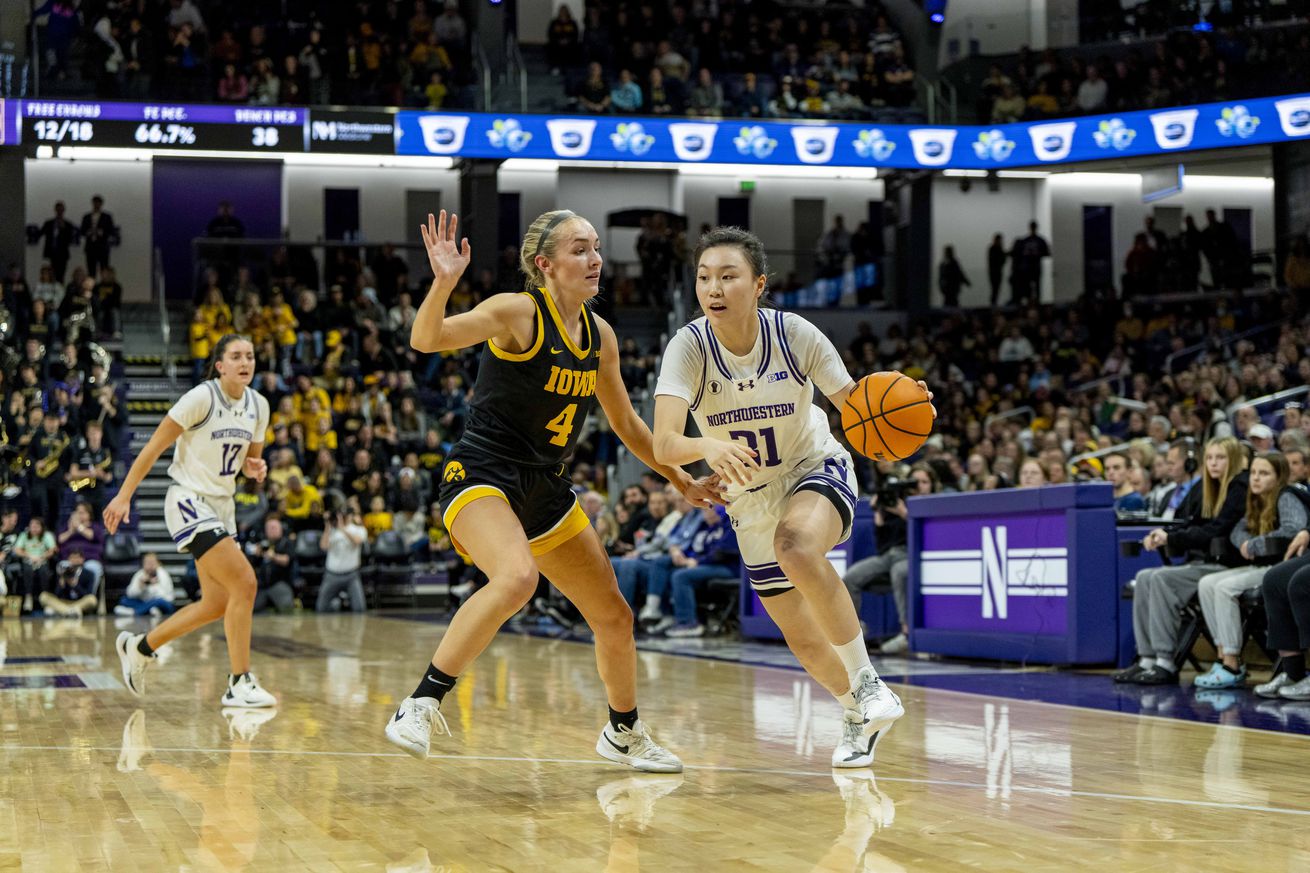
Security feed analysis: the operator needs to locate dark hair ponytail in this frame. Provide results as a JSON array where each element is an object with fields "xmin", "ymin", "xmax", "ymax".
[{"xmin": 206, "ymin": 333, "xmax": 251, "ymax": 381}]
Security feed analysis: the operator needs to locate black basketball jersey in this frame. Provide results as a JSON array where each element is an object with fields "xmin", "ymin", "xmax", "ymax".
[{"xmin": 459, "ymin": 287, "xmax": 602, "ymax": 467}]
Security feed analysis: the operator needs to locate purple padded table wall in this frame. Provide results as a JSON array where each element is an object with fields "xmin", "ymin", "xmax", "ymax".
[{"xmin": 907, "ymin": 483, "xmax": 1119, "ymax": 665}]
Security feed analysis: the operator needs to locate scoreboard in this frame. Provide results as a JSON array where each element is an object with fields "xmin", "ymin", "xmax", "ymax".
[{"xmin": 13, "ymin": 101, "xmax": 396, "ymax": 155}]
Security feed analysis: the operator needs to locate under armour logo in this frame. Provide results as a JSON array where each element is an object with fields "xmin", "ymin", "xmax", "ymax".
[{"xmin": 736, "ymin": 379, "xmax": 755, "ymax": 391}]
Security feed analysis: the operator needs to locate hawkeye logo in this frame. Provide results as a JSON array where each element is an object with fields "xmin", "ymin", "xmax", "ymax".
[
  {"xmin": 443, "ymin": 461, "xmax": 466, "ymax": 483},
  {"xmin": 919, "ymin": 525, "xmax": 1069, "ymax": 619}
]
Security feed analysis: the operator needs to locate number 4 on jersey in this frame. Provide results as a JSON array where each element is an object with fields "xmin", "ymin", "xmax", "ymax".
[{"xmin": 546, "ymin": 403, "xmax": 578, "ymax": 447}]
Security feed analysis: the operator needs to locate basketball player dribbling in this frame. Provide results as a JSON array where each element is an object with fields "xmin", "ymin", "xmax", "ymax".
[
  {"xmin": 653, "ymin": 227, "xmax": 933, "ymax": 768},
  {"xmin": 105, "ymin": 334, "xmax": 277, "ymax": 710},
  {"xmin": 385, "ymin": 210, "xmax": 722, "ymax": 771}
]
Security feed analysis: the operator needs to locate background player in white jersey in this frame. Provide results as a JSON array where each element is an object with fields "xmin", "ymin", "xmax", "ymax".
[
  {"xmin": 654, "ymin": 227, "xmax": 932, "ymax": 768},
  {"xmin": 104, "ymin": 335, "xmax": 277, "ymax": 709}
]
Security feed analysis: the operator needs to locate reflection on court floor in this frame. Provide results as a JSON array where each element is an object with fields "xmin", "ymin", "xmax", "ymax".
[{"xmin": 2, "ymin": 613, "xmax": 1308, "ymax": 872}]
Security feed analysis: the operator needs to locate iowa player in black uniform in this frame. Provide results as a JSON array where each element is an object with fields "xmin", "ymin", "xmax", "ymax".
[{"xmin": 385, "ymin": 209, "xmax": 722, "ymax": 771}]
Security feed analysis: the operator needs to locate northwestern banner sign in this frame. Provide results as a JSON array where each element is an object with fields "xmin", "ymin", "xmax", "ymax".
[{"xmin": 918, "ymin": 512, "xmax": 1069, "ymax": 635}]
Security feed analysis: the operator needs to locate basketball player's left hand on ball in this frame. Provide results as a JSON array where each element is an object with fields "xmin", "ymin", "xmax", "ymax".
[
  {"xmin": 917, "ymin": 380, "xmax": 937, "ymax": 419},
  {"xmin": 681, "ymin": 473, "xmax": 729, "ymax": 508},
  {"xmin": 243, "ymin": 457, "xmax": 267, "ymax": 482}
]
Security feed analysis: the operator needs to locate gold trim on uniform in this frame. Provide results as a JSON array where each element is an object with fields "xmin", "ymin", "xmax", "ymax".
[
  {"xmin": 442, "ymin": 485, "xmax": 511, "ymax": 557},
  {"xmin": 527, "ymin": 500, "xmax": 590, "ymax": 555},
  {"xmin": 539, "ymin": 287, "xmax": 593, "ymax": 360},
  {"xmin": 487, "ymin": 292, "xmax": 545, "ymax": 361}
]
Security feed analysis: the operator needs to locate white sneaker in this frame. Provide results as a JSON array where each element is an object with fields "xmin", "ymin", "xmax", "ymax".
[
  {"xmin": 637, "ymin": 601, "xmax": 663, "ymax": 623},
  {"xmin": 1256, "ymin": 671, "xmax": 1295, "ymax": 699},
  {"xmin": 879, "ymin": 632, "xmax": 909, "ymax": 655},
  {"xmin": 384, "ymin": 696, "xmax": 449, "ymax": 759},
  {"xmin": 115, "ymin": 631, "xmax": 156, "ymax": 697},
  {"xmin": 220, "ymin": 672, "xmax": 277, "ymax": 708},
  {"xmin": 648, "ymin": 615, "xmax": 676, "ymax": 634},
  {"xmin": 831, "ymin": 711, "xmax": 892, "ymax": 769},
  {"xmin": 852, "ymin": 666, "xmax": 904, "ymax": 736},
  {"xmin": 117, "ymin": 709, "xmax": 152, "ymax": 772},
  {"xmin": 596, "ymin": 774, "xmax": 684, "ymax": 830},
  {"xmin": 1279, "ymin": 675, "xmax": 1310, "ymax": 701},
  {"xmin": 223, "ymin": 707, "xmax": 279, "ymax": 741},
  {"xmin": 113, "ymin": 605, "xmax": 135, "ymax": 617},
  {"xmin": 596, "ymin": 720, "xmax": 683, "ymax": 773}
]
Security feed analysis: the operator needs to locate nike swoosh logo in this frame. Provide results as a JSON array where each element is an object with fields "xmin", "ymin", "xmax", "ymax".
[
  {"xmin": 395, "ymin": 710, "xmax": 406, "ymax": 722},
  {"xmin": 550, "ymin": 346, "xmax": 564, "ymax": 355},
  {"xmin": 604, "ymin": 734, "xmax": 629, "ymax": 755}
]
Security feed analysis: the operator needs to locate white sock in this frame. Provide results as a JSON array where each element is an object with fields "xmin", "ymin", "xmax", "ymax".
[
  {"xmin": 1138, "ymin": 656, "xmax": 1154, "ymax": 669},
  {"xmin": 1155, "ymin": 657, "xmax": 1177, "ymax": 673},
  {"xmin": 835, "ymin": 689, "xmax": 858, "ymax": 712},
  {"xmin": 643, "ymin": 594, "xmax": 660, "ymax": 611},
  {"xmin": 833, "ymin": 634, "xmax": 873, "ymax": 685}
]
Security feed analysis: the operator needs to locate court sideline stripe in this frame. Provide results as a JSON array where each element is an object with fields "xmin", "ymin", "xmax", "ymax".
[{"xmin": 10, "ymin": 742, "xmax": 1310, "ymax": 819}]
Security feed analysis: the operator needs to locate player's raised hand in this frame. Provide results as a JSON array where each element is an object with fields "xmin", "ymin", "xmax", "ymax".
[
  {"xmin": 103, "ymin": 493, "xmax": 131, "ymax": 535},
  {"xmin": 702, "ymin": 438, "xmax": 760, "ymax": 488},
  {"xmin": 243, "ymin": 456, "xmax": 267, "ymax": 482},
  {"xmin": 420, "ymin": 210, "xmax": 471, "ymax": 293}
]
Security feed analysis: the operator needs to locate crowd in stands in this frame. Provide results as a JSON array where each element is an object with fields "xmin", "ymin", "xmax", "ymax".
[
  {"xmin": 551, "ymin": 1, "xmax": 923, "ymax": 121},
  {"xmin": 976, "ymin": 22, "xmax": 1310, "ymax": 124},
  {"xmin": 33, "ymin": 0, "xmax": 475, "ymax": 109},
  {"xmin": 0, "ymin": 248, "xmax": 126, "ymax": 618}
]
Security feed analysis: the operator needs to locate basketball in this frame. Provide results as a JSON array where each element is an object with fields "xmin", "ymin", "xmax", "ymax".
[{"xmin": 841, "ymin": 371, "xmax": 933, "ymax": 462}]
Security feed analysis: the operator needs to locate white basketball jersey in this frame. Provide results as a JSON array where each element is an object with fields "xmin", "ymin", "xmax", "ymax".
[
  {"xmin": 166, "ymin": 381, "xmax": 270, "ymax": 499},
  {"xmin": 656, "ymin": 309, "xmax": 851, "ymax": 497}
]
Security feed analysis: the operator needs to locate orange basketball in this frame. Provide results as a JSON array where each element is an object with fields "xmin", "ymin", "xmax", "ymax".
[{"xmin": 841, "ymin": 371, "xmax": 933, "ymax": 462}]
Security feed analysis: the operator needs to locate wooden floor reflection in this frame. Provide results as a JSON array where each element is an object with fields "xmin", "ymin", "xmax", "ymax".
[{"xmin": 2, "ymin": 613, "xmax": 1309, "ymax": 872}]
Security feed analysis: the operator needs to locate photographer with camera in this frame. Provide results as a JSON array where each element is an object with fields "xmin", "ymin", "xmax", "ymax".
[
  {"xmin": 116, "ymin": 552, "xmax": 176, "ymax": 617},
  {"xmin": 245, "ymin": 516, "xmax": 296, "ymax": 614},
  {"xmin": 39, "ymin": 547, "xmax": 98, "ymax": 616},
  {"xmin": 317, "ymin": 507, "xmax": 368, "ymax": 612},
  {"xmin": 843, "ymin": 463, "xmax": 939, "ymax": 655}
]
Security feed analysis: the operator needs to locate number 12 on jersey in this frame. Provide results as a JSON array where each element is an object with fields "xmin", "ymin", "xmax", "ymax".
[
  {"xmin": 728, "ymin": 427, "xmax": 781, "ymax": 467},
  {"xmin": 219, "ymin": 443, "xmax": 243, "ymax": 476}
]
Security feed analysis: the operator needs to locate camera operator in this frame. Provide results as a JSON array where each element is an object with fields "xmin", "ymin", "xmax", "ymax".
[
  {"xmin": 245, "ymin": 515, "xmax": 296, "ymax": 614},
  {"xmin": 317, "ymin": 507, "xmax": 368, "ymax": 612},
  {"xmin": 843, "ymin": 463, "xmax": 939, "ymax": 654},
  {"xmin": 40, "ymin": 547, "xmax": 98, "ymax": 616}
]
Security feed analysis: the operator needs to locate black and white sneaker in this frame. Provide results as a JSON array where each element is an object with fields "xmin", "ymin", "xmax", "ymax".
[
  {"xmin": 853, "ymin": 666, "xmax": 904, "ymax": 736},
  {"xmin": 220, "ymin": 673, "xmax": 277, "ymax": 708},
  {"xmin": 115, "ymin": 631, "xmax": 156, "ymax": 697},
  {"xmin": 384, "ymin": 696, "xmax": 449, "ymax": 759},
  {"xmin": 596, "ymin": 720, "xmax": 683, "ymax": 773},
  {"xmin": 832, "ymin": 711, "xmax": 891, "ymax": 768}
]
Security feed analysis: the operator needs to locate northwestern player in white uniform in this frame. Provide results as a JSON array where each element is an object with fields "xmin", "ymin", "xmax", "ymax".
[
  {"xmin": 104, "ymin": 335, "xmax": 277, "ymax": 709},
  {"xmin": 654, "ymin": 227, "xmax": 930, "ymax": 768}
]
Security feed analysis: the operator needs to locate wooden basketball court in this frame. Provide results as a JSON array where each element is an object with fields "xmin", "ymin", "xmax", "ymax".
[{"xmin": 2, "ymin": 613, "xmax": 1308, "ymax": 871}]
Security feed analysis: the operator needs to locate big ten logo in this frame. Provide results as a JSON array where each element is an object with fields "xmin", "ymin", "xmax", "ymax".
[
  {"xmin": 543, "ymin": 365, "xmax": 597, "ymax": 398},
  {"xmin": 443, "ymin": 461, "xmax": 466, "ymax": 483}
]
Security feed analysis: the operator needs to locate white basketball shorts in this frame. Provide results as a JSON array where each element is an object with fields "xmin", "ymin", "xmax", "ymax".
[{"xmin": 163, "ymin": 485, "xmax": 236, "ymax": 553}]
